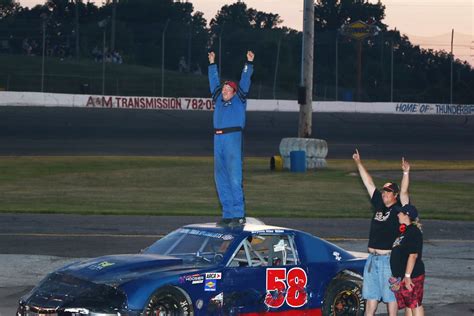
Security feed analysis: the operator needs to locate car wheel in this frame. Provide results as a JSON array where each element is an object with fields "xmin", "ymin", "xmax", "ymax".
[
  {"xmin": 144, "ymin": 286, "xmax": 194, "ymax": 316},
  {"xmin": 322, "ymin": 277, "xmax": 365, "ymax": 316}
]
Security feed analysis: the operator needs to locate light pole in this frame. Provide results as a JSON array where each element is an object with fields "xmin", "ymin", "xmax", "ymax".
[
  {"xmin": 161, "ymin": 19, "xmax": 170, "ymax": 96},
  {"xmin": 335, "ymin": 31, "xmax": 339, "ymax": 101},
  {"xmin": 98, "ymin": 18, "xmax": 109, "ymax": 95},
  {"xmin": 111, "ymin": 0, "xmax": 117, "ymax": 51},
  {"xmin": 40, "ymin": 13, "xmax": 48, "ymax": 92},
  {"xmin": 272, "ymin": 37, "xmax": 282, "ymax": 99},
  {"xmin": 218, "ymin": 25, "xmax": 224, "ymax": 78},
  {"xmin": 450, "ymin": 29, "xmax": 454, "ymax": 104},
  {"xmin": 187, "ymin": 22, "xmax": 192, "ymax": 73},
  {"xmin": 390, "ymin": 40, "xmax": 394, "ymax": 102},
  {"xmin": 74, "ymin": 0, "xmax": 80, "ymax": 59}
]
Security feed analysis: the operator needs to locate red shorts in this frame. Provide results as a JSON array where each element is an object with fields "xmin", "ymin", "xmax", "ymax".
[{"xmin": 395, "ymin": 274, "xmax": 425, "ymax": 309}]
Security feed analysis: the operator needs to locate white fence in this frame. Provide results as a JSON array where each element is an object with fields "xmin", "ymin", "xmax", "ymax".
[{"xmin": 1, "ymin": 91, "xmax": 473, "ymax": 116}]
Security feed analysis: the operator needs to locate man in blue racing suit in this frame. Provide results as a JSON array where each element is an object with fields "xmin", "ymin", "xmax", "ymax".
[{"xmin": 208, "ymin": 50, "xmax": 254, "ymax": 226}]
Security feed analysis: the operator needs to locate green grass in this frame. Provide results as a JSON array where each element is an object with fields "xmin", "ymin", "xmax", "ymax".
[{"xmin": 0, "ymin": 156, "xmax": 472, "ymax": 220}]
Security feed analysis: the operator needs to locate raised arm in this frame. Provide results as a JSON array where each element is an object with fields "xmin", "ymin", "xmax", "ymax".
[
  {"xmin": 352, "ymin": 149, "xmax": 376, "ymax": 197},
  {"xmin": 208, "ymin": 51, "xmax": 220, "ymax": 95},
  {"xmin": 238, "ymin": 51, "xmax": 254, "ymax": 94},
  {"xmin": 400, "ymin": 157, "xmax": 410, "ymax": 206}
]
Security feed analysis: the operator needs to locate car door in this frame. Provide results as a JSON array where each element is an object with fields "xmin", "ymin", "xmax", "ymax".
[{"xmin": 221, "ymin": 232, "xmax": 310, "ymax": 314}]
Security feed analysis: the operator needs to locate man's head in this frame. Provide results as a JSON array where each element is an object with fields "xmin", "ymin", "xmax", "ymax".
[
  {"xmin": 222, "ymin": 81, "xmax": 238, "ymax": 102},
  {"xmin": 381, "ymin": 182, "xmax": 399, "ymax": 207}
]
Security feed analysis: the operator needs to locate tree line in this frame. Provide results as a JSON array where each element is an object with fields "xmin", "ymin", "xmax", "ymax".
[{"xmin": 0, "ymin": 0, "xmax": 472, "ymax": 103}]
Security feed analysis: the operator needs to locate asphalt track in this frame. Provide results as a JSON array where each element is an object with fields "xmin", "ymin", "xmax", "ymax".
[
  {"xmin": 0, "ymin": 107, "xmax": 473, "ymax": 315},
  {"xmin": 0, "ymin": 106, "xmax": 473, "ymax": 159}
]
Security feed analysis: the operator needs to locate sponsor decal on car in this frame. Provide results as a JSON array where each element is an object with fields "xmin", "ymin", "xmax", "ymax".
[
  {"xmin": 204, "ymin": 272, "xmax": 221, "ymax": 292},
  {"xmin": 180, "ymin": 274, "xmax": 204, "ymax": 284},
  {"xmin": 251, "ymin": 229, "xmax": 286, "ymax": 234},
  {"xmin": 88, "ymin": 261, "xmax": 115, "ymax": 271},
  {"xmin": 205, "ymin": 272, "xmax": 222, "ymax": 280},
  {"xmin": 205, "ymin": 280, "xmax": 217, "ymax": 291},
  {"xmin": 179, "ymin": 228, "xmax": 235, "ymax": 240}
]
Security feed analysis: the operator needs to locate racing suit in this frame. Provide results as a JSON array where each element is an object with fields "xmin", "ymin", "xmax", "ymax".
[{"xmin": 208, "ymin": 61, "xmax": 253, "ymax": 219}]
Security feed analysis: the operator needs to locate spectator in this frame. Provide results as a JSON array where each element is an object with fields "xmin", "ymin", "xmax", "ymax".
[
  {"xmin": 178, "ymin": 56, "xmax": 187, "ymax": 72},
  {"xmin": 352, "ymin": 149, "xmax": 411, "ymax": 316},
  {"xmin": 390, "ymin": 204, "xmax": 425, "ymax": 316},
  {"xmin": 193, "ymin": 62, "xmax": 202, "ymax": 75},
  {"xmin": 92, "ymin": 46, "xmax": 101, "ymax": 62},
  {"xmin": 22, "ymin": 38, "xmax": 32, "ymax": 55},
  {"xmin": 112, "ymin": 50, "xmax": 123, "ymax": 64}
]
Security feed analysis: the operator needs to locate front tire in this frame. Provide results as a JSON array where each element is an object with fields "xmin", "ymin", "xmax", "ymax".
[
  {"xmin": 144, "ymin": 286, "xmax": 194, "ymax": 316},
  {"xmin": 322, "ymin": 276, "xmax": 365, "ymax": 316}
]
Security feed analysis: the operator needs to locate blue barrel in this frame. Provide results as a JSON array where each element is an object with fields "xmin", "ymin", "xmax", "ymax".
[{"xmin": 290, "ymin": 150, "xmax": 306, "ymax": 172}]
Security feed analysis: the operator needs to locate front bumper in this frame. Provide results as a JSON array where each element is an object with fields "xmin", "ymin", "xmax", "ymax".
[{"xmin": 17, "ymin": 272, "xmax": 131, "ymax": 316}]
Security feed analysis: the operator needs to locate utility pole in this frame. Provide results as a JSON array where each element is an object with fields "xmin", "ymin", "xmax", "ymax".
[{"xmin": 298, "ymin": 0, "xmax": 314, "ymax": 138}]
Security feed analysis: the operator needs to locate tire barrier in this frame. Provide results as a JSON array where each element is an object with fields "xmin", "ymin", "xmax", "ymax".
[
  {"xmin": 270, "ymin": 155, "xmax": 283, "ymax": 171},
  {"xmin": 279, "ymin": 138, "xmax": 328, "ymax": 170}
]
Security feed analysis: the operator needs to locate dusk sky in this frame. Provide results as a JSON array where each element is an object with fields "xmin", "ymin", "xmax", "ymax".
[{"xmin": 18, "ymin": 0, "xmax": 473, "ymax": 64}]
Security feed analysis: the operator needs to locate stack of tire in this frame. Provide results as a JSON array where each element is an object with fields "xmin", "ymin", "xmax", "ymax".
[{"xmin": 279, "ymin": 137, "xmax": 328, "ymax": 170}]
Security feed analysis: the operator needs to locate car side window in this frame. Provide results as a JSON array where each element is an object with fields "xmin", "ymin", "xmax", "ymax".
[{"xmin": 228, "ymin": 234, "xmax": 298, "ymax": 267}]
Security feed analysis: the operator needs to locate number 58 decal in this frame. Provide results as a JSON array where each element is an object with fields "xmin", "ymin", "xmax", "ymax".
[{"xmin": 264, "ymin": 267, "xmax": 308, "ymax": 308}]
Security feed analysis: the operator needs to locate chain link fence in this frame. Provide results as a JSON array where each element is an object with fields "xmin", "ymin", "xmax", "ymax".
[{"xmin": 1, "ymin": 19, "xmax": 470, "ymax": 103}]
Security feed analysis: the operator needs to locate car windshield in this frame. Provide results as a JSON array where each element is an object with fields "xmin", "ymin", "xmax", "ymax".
[{"xmin": 143, "ymin": 228, "xmax": 235, "ymax": 265}]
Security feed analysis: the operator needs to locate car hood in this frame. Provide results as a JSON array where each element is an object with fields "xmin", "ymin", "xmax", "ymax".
[
  {"xmin": 20, "ymin": 254, "xmax": 206, "ymax": 312},
  {"xmin": 58, "ymin": 254, "xmax": 187, "ymax": 284}
]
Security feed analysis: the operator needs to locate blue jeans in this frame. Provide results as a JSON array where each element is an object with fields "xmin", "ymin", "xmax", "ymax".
[{"xmin": 363, "ymin": 254, "xmax": 396, "ymax": 302}]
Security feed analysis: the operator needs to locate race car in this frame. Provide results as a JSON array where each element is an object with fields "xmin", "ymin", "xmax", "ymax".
[{"xmin": 17, "ymin": 219, "xmax": 367, "ymax": 315}]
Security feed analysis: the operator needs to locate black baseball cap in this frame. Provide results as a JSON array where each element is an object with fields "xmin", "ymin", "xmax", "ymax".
[{"xmin": 399, "ymin": 204, "xmax": 419, "ymax": 220}]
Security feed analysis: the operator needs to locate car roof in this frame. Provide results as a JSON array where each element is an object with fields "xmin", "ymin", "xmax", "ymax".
[{"xmin": 182, "ymin": 222, "xmax": 295, "ymax": 234}]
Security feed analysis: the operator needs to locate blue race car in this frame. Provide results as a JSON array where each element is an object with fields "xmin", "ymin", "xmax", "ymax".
[{"xmin": 17, "ymin": 219, "xmax": 367, "ymax": 316}]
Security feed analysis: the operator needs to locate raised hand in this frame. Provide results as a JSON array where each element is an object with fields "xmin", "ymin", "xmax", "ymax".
[
  {"xmin": 402, "ymin": 157, "xmax": 410, "ymax": 173},
  {"xmin": 352, "ymin": 149, "xmax": 361, "ymax": 163},
  {"xmin": 208, "ymin": 51, "xmax": 215, "ymax": 64},
  {"xmin": 247, "ymin": 50, "xmax": 255, "ymax": 62}
]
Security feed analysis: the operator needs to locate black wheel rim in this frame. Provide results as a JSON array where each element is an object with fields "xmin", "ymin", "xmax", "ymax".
[
  {"xmin": 148, "ymin": 295, "xmax": 180, "ymax": 316},
  {"xmin": 332, "ymin": 289, "xmax": 360, "ymax": 315}
]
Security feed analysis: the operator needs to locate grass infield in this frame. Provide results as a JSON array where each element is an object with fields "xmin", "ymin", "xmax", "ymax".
[{"xmin": 0, "ymin": 156, "xmax": 472, "ymax": 220}]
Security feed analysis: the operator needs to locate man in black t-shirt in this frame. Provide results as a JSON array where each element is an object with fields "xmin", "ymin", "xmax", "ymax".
[
  {"xmin": 353, "ymin": 149, "xmax": 410, "ymax": 316},
  {"xmin": 390, "ymin": 204, "xmax": 425, "ymax": 315}
]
